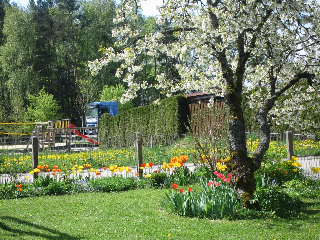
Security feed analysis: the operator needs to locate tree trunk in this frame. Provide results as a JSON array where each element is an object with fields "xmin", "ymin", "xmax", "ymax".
[{"xmin": 225, "ymin": 83, "xmax": 257, "ymax": 208}]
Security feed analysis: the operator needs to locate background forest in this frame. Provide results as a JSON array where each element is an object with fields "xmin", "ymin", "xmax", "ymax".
[{"xmin": 0, "ymin": 0, "xmax": 168, "ymax": 127}]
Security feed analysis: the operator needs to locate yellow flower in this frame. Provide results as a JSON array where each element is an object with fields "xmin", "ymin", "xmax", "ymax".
[
  {"xmin": 25, "ymin": 176, "xmax": 29, "ymax": 179},
  {"xmin": 174, "ymin": 162, "xmax": 182, "ymax": 168},
  {"xmin": 145, "ymin": 174, "xmax": 151, "ymax": 178},
  {"xmin": 311, "ymin": 167, "xmax": 320, "ymax": 174},
  {"xmin": 29, "ymin": 171, "xmax": 34, "ymax": 175},
  {"xmin": 261, "ymin": 163, "xmax": 264, "ymax": 167},
  {"xmin": 89, "ymin": 168, "xmax": 94, "ymax": 172},
  {"xmin": 94, "ymin": 169, "xmax": 98, "ymax": 173},
  {"xmin": 162, "ymin": 162, "xmax": 167, "ymax": 171},
  {"xmin": 292, "ymin": 162, "xmax": 298, "ymax": 167},
  {"xmin": 291, "ymin": 156, "xmax": 298, "ymax": 162},
  {"xmin": 293, "ymin": 169, "xmax": 298, "ymax": 172}
]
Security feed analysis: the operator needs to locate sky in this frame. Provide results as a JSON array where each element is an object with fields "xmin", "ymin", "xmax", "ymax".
[{"xmin": 9, "ymin": 0, "xmax": 162, "ymax": 16}]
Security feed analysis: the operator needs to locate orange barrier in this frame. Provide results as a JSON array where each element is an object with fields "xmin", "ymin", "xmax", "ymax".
[{"xmin": 66, "ymin": 124, "xmax": 99, "ymax": 145}]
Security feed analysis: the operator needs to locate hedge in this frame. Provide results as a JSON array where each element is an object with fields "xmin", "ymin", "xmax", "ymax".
[{"xmin": 98, "ymin": 95, "xmax": 190, "ymax": 148}]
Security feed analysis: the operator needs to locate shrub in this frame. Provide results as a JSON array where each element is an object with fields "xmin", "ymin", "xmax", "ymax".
[
  {"xmin": 252, "ymin": 185, "xmax": 304, "ymax": 217},
  {"xmin": 43, "ymin": 181, "xmax": 74, "ymax": 196},
  {"xmin": 0, "ymin": 182, "xmax": 17, "ymax": 199},
  {"xmin": 282, "ymin": 178, "xmax": 320, "ymax": 198},
  {"xmin": 256, "ymin": 157, "xmax": 304, "ymax": 185},
  {"xmin": 25, "ymin": 87, "xmax": 61, "ymax": 122},
  {"xmin": 149, "ymin": 172, "xmax": 169, "ymax": 188}
]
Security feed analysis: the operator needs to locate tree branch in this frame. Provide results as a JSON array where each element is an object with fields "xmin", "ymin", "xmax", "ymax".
[{"xmin": 252, "ymin": 72, "xmax": 316, "ymax": 168}]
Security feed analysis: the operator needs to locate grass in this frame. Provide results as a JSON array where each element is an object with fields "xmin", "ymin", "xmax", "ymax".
[{"xmin": 0, "ymin": 188, "xmax": 319, "ymax": 240}]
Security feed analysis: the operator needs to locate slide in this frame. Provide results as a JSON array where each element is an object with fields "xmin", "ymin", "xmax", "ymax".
[{"xmin": 66, "ymin": 124, "xmax": 99, "ymax": 145}]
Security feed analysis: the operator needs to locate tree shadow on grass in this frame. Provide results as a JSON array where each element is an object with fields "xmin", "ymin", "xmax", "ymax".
[
  {"xmin": 299, "ymin": 200, "xmax": 320, "ymax": 218},
  {"xmin": 0, "ymin": 216, "xmax": 81, "ymax": 239}
]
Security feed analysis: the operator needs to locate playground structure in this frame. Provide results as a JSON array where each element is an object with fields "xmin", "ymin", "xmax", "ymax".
[
  {"xmin": 0, "ymin": 120, "xmax": 99, "ymax": 151},
  {"xmin": 31, "ymin": 120, "xmax": 99, "ymax": 149}
]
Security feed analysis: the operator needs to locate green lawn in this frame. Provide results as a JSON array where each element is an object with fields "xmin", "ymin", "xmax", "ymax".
[{"xmin": 0, "ymin": 189, "xmax": 319, "ymax": 240}]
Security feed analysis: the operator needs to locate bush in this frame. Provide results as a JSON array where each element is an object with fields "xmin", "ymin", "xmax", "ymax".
[
  {"xmin": 256, "ymin": 157, "xmax": 304, "ymax": 185},
  {"xmin": 282, "ymin": 178, "xmax": 320, "ymax": 198},
  {"xmin": 25, "ymin": 87, "xmax": 61, "ymax": 122},
  {"xmin": 43, "ymin": 181, "xmax": 74, "ymax": 196},
  {"xmin": 149, "ymin": 172, "xmax": 169, "ymax": 188},
  {"xmin": 0, "ymin": 182, "xmax": 17, "ymax": 199},
  {"xmin": 252, "ymin": 185, "xmax": 304, "ymax": 217}
]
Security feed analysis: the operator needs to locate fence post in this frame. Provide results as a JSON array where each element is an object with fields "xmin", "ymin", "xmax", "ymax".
[
  {"xmin": 286, "ymin": 131, "xmax": 293, "ymax": 160},
  {"xmin": 136, "ymin": 132, "xmax": 143, "ymax": 178},
  {"xmin": 68, "ymin": 129, "xmax": 71, "ymax": 151},
  {"xmin": 150, "ymin": 135, "xmax": 153, "ymax": 148},
  {"xmin": 32, "ymin": 136, "xmax": 39, "ymax": 179}
]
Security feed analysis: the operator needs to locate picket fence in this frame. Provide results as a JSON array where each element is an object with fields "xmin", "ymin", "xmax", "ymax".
[{"xmin": 0, "ymin": 130, "xmax": 319, "ymax": 184}]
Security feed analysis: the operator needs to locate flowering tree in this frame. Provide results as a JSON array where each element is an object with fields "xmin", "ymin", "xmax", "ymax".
[{"xmin": 89, "ymin": 0, "xmax": 320, "ymax": 206}]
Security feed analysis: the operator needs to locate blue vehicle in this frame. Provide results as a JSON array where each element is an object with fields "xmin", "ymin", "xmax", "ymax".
[{"xmin": 86, "ymin": 101, "xmax": 118, "ymax": 133}]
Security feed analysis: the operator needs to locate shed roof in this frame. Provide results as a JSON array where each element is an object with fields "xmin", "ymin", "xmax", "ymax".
[{"xmin": 185, "ymin": 92, "xmax": 224, "ymax": 104}]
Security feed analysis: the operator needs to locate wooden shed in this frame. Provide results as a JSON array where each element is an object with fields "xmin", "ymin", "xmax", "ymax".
[{"xmin": 186, "ymin": 92, "xmax": 225, "ymax": 136}]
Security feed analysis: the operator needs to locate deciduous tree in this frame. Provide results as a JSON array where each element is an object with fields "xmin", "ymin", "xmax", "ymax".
[{"xmin": 89, "ymin": 0, "xmax": 320, "ymax": 206}]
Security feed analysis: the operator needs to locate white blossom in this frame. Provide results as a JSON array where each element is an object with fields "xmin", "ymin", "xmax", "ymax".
[{"xmin": 89, "ymin": 0, "xmax": 320, "ymax": 133}]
